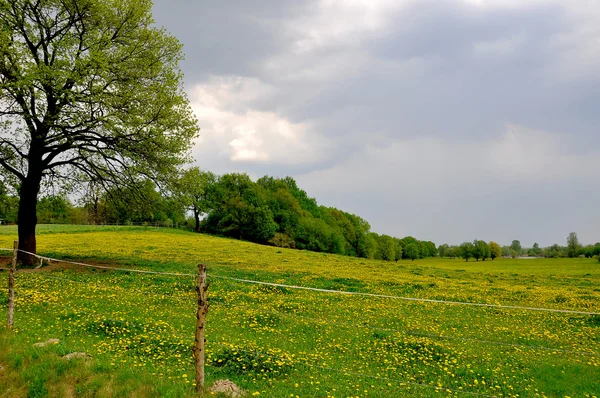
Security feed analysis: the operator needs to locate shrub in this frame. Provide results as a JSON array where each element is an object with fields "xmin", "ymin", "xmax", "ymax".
[{"xmin": 268, "ymin": 233, "xmax": 296, "ymax": 249}]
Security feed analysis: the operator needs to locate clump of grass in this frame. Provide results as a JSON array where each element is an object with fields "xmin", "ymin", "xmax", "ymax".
[{"xmin": 211, "ymin": 346, "xmax": 292, "ymax": 375}]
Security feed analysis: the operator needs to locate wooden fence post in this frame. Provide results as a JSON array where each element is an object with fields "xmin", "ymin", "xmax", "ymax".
[
  {"xmin": 7, "ymin": 240, "xmax": 17, "ymax": 328},
  {"xmin": 194, "ymin": 263, "xmax": 209, "ymax": 392}
]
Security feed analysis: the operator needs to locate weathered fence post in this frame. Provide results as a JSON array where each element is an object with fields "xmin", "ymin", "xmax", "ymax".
[
  {"xmin": 7, "ymin": 240, "xmax": 17, "ymax": 328},
  {"xmin": 194, "ymin": 263, "xmax": 209, "ymax": 392}
]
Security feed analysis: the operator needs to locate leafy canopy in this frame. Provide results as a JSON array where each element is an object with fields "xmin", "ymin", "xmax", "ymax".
[{"xmin": 0, "ymin": 0, "xmax": 198, "ymax": 190}]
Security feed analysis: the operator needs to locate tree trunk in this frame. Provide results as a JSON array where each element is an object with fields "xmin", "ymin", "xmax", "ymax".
[
  {"xmin": 17, "ymin": 173, "xmax": 42, "ymax": 265},
  {"xmin": 194, "ymin": 208, "xmax": 200, "ymax": 232}
]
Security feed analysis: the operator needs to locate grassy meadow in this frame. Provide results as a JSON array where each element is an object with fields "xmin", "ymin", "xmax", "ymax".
[{"xmin": 0, "ymin": 225, "xmax": 598, "ymax": 397}]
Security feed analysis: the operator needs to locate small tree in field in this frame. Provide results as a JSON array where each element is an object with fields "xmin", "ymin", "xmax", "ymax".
[
  {"xmin": 459, "ymin": 242, "xmax": 474, "ymax": 262},
  {"xmin": 489, "ymin": 241, "xmax": 501, "ymax": 260},
  {"xmin": 566, "ymin": 232, "xmax": 580, "ymax": 258},
  {"xmin": 0, "ymin": 0, "xmax": 198, "ymax": 263},
  {"xmin": 178, "ymin": 168, "xmax": 216, "ymax": 232}
]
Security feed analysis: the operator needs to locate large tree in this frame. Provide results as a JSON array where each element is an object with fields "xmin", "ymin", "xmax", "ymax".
[{"xmin": 0, "ymin": 0, "xmax": 198, "ymax": 263}]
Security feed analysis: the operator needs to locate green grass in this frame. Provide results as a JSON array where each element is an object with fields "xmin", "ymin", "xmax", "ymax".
[{"xmin": 0, "ymin": 225, "xmax": 598, "ymax": 397}]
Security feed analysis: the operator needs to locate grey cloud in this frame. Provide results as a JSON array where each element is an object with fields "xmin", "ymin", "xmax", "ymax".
[
  {"xmin": 152, "ymin": 0, "xmax": 309, "ymax": 84},
  {"xmin": 370, "ymin": 1, "xmax": 564, "ymax": 61},
  {"xmin": 153, "ymin": 0, "xmax": 600, "ymax": 245}
]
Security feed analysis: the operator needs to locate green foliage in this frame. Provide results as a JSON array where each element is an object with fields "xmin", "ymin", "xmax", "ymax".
[
  {"xmin": 529, "ymin": 242, "xmax": 543, "ymax": 257},
  {"xmin": 422, "ymin": 241, "xmax": 437, "ymax": 257},
  {"xmin": 197, "ymin": 173, "xmax": 438, "ymax": 259},
  {"xmin": 177, "ymin": 167, "xmax": 216, "ymax": 231},
  {"xmin": 459, "ymin": 242, "xmax": 475, "ymax": 262},
  {"xmin": 580, "ymin": 243, "xmax": 600, "ymax": 259},
  {"xmin": 293, "ymin": 217, "xmax": 344, "ymax": 253},
  {"xmin": 244, "ymin": 206, "xmax": 278, "ymax": 243},
  {"xmin": 358, "ymin": 233, "xmax": 377, "ymax": 259},
  {"xmin": 489, "ymin": 241, "xmax": 502, "ymax": 260},
  {"xmin": 510, "ymin": 240, "xmax": 522, "ymax": 255},
  {"xmin": 445, "ymin": 246, "xmax": 459, "ymax": 258},
  {"xmin": 0, "ymin": 181, "xmax": 18, "ymax": 223},
  {"xmin": 94, "ymin": 179, "xmax": 186, "ymax": 225},
  {"xmin": 211, "ymin": 346, "xmax": 292, "ymax": 375},
  {"xmin": 502, "ymin": 245, "xmax": 517, "ymax": 258},
  {"xmin": 373, "ymin": 234, "xmax": 397, "ymax": 261},
  {"xmin": 403, "ymin": 243, "xmax": 420, "ymax": 261},
  {"xmin": 473, "ymin": 240, "xmax": 491, "ymax": 261},
  {"xmin": 395, "ymin": 243, "xmax": 403, "ymax": 262},
  {"xmin": 37, "ymin": 195, "xmax": 72, "ymax": 224},
  {"xmin": 567, "ymin": 232, "xmax": 581, "ymax": 258},
  {"xmin": 438, "ymin": 244, "xmax": 449, "ymax": 258},
  {"xmin": 545, "ymin": 244, "xmax": 566, "ymax": 258}
]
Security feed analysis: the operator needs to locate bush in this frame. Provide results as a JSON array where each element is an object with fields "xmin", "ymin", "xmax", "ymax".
[{"xmin": 268, "ymin": 233, "xmax": 296, "ymax": 249}]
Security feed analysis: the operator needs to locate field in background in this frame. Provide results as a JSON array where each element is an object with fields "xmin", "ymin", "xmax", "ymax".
[{"xmin": 0, "ymin": 226, "xmax": 598, "ymax": 397}]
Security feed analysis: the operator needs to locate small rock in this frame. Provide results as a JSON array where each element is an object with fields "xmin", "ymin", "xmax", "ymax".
[
  {"xmin": 209, "ymin": 379, "xmax": 246, "ymax": 397},
  {"xmin": 33, "ymin": 338, "xmax": 60, "ymax": 347},
  {"xmin": 63, "ymin": 352, "xmax": 92, "ymax": 360},
  {"xmin": 0, "ymin": 364, "xmax": 4, "ymax": 371}
]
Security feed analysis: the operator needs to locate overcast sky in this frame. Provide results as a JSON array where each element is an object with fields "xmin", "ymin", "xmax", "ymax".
[{"xmin": 152, "ymin": 0, "xmax": 600, "ymax": 247}]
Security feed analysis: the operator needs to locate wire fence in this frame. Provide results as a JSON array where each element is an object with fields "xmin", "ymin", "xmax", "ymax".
[
  {"xmin": 16, "ymin": 267, "xmax": 600, "ymax": 357},
  {"xmin": 2, "ymin": 245, "xmax": 599, "ymax": 397},
  {"xmin": 3, "ymin": 247, "xmax": 598, "ymax": 316}
]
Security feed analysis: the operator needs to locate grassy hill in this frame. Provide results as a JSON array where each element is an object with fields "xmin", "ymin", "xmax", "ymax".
[{"xmin": 0, "ymin": 226, "xmax": 598, "ymax": 397}]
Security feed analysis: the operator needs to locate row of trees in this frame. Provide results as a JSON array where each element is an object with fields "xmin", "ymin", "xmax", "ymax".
[
  {"xmin": 545, "ymin": 233, "xmax": 600, "ymax": 259},
  {"xmin": 438, "ymin": 241, "xmax": 502, "ymax": 261},
  {"xmin": 0, "ymin": 172, "xmax": 439, "ymax": 262},
  {"xmin": 437, "ymin": 235, "xmax": 600, "ymax": 261},
  {"xmin": 0, "ymin": 181, "xmax": 187, "ymax": 227},
  {"xmin": 179, "ymin": 171, "xmax": 437, "ymax": 261},
  {"xmin": 501, "ymin": 235, "xmax": 600, "ymax": 259}
]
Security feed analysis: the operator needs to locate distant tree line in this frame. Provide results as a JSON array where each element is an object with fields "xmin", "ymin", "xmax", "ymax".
[
  {"xmin": 437, "ymin": 240, "xmax": 501, "ymax": 261},
  {"xmin": 0, "ymin": 180, "xmax": 186, "ymax": 227},
  {"xmin": 437, "ymin": 234, "xmax": 600, "ymax": 261}
]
